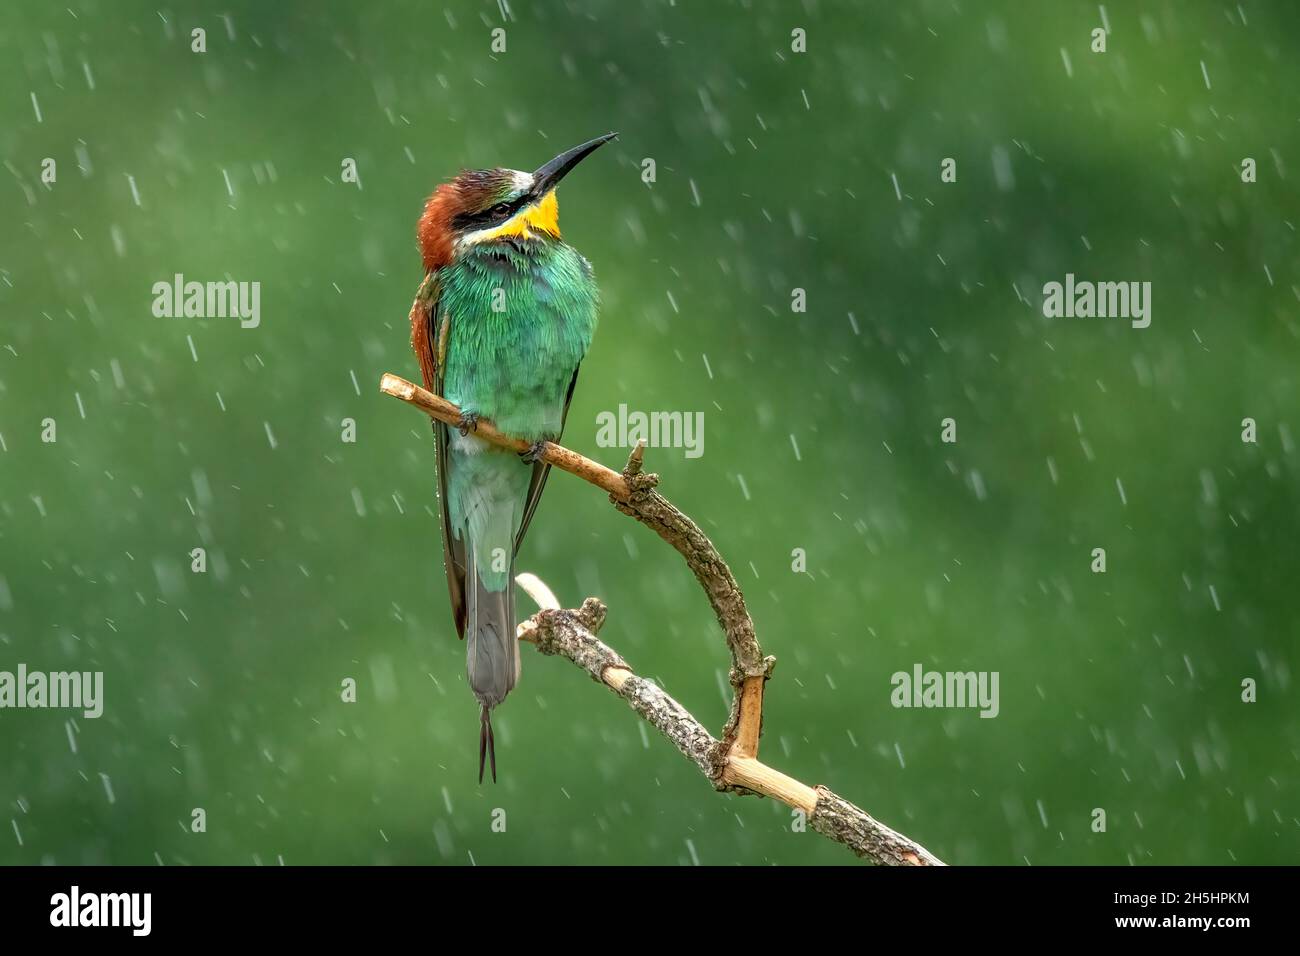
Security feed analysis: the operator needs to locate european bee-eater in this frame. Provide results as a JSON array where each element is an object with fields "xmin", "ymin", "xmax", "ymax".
[{"xmin": 410, "ymin": 133, "xmax": 614, "ymax": 782}]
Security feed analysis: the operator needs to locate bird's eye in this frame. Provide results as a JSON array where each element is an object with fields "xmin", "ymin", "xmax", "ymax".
[{"xmin": 491, "ymin": 203, "xmax": 511, "ymax": 217}]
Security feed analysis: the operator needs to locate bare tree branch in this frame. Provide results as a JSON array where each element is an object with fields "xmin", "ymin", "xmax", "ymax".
[{"xmin": 380, "ymin": 372, "xmax": 944, "ymax": 866}]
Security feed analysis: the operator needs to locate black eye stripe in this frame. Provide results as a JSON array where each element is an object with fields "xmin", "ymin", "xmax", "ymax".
[{"xmin": 453, "ymin": 197, "xmax": 527, "ymax": 231}]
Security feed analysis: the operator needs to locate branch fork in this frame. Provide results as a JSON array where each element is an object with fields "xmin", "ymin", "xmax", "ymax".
[{"xmin": 381, "ymin": 372, "xmax": 943, "ymax": 866}]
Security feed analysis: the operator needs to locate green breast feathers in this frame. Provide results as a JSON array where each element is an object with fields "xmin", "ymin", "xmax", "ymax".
[{"xmin": 439, "ymin": 239, "xmax": 598, "ymax": 441}]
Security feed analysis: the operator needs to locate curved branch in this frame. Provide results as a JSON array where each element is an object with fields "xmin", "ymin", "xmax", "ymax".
[{"xmin": 380, "ymin": 372, "xmax": 944, "ymax": 866}]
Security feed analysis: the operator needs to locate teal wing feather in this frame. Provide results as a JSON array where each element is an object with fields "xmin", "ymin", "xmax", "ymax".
[
  {"xmin": 414, "ymin": 272, "xmax": 468, "ymax": 640},
  {"xmin": 513, "ymin": 366, "xmax": 579, "ymax": 551}
]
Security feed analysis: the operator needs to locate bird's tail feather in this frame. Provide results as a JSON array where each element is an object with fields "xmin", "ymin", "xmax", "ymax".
[
  {"xmin": 466, "ymin": 549, "xmax": 518, "ymax": 783},
  {"xmin": 478, "ymin": 705, "xmax": 496, "ymax": 784}
]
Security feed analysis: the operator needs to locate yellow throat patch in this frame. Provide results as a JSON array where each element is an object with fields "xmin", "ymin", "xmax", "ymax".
[{"xmin": 477, "ymin": 190, "xmax": 560, "ymax": 243}]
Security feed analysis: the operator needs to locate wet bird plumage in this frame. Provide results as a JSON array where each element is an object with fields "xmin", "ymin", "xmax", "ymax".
[{"xmin": 410, "ymin": 135, "xmax": 611, "ymax": 782}]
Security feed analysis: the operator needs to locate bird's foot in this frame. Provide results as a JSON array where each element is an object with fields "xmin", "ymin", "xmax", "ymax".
[
  {"xmin": 520, "ymin": 438, "xmax": 551, "ymax": 465},
  {"xmin": 457, "ymin": 411, "xmax": 480, "ymax": 436}
]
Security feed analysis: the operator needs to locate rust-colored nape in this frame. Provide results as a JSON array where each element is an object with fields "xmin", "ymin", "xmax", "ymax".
[{"xmin": 417, "ymin": 182, "xmax": 466, "ymax": 272}]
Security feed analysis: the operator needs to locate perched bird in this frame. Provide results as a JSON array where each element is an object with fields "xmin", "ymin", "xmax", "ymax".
[{"xmin": 410, "ymin": 134, "xmax": 614, "ymax": 782}]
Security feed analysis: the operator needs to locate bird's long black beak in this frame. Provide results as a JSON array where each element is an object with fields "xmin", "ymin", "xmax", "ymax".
[{"xmin": 530, "ymin": 132, "xmax": 617, "ymax": 198}]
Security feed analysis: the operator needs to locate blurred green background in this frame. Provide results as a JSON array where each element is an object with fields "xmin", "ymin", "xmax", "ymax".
[{"xmin": 1, "ymin": 0, "xmax": 1297, "ymax": 865}]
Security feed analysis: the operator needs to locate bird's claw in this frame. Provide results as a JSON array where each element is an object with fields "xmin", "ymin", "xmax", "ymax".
[
  {"xmin": 520, "ymin": 439, "xmax": 550, "ymax": 465},
  {"xmin": 458, "ymin": 412, "xmax": 479, "ymax": 436}
]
